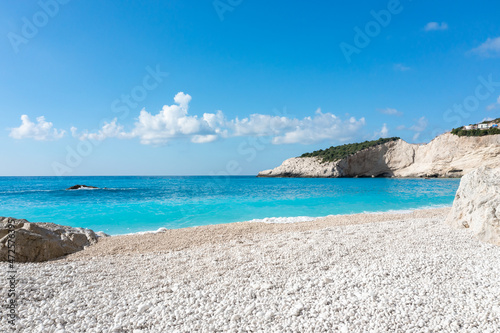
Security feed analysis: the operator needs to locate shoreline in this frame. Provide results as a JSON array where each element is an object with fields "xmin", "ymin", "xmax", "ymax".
[
  {"xmin": 67, "ymin": 206, "xmax": 451, "ymax": 260},
  {"xmin": 113, "ymin": 204, "xmax": 454, "ymax": 236}
]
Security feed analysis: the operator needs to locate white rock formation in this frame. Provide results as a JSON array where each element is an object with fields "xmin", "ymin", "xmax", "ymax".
[
  {"xmin": 258, "ymin": 133, "xmax": 500, "ymax": 178},
  {"xmin": 0, "ymin": 217, "xmax": 98, "ymax": 262},
  {"xmin": 446, "ymin": 166, "xmax": 500, "ymax": 246}
]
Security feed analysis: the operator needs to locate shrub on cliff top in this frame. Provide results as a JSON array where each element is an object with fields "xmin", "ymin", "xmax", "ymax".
[
  {"xmin": 300, "ymin": 137, "xmax": 400, "ymax": 163},
  {"xmin": 451, "ymin": 127, "xmax": 500, "ymax": 137},
  {"xmin": 451, "ymin": 117, "xmax": 500, "ymax": 137}
]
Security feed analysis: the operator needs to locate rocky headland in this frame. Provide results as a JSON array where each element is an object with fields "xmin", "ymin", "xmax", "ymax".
[{"xmin": 258, "ymin": 133, "xmax": 500, "ymax": 178}]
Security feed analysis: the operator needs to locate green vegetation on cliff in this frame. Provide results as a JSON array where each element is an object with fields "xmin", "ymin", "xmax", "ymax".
[
  {"xmin": 451, "ymin": 128, "xmax": 500, "ymax": 137},
  {"xmin": 300, "ymin": 137, "xmax": 400, "ymax": 163},
  {"xmin": 451, "ymin": 118, "xmax": 500, "ymax": 137}
]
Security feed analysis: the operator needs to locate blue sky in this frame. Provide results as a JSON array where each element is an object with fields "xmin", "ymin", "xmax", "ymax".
[{"xmin": 1, "ymin": 0, "xmax": 499, "ymax": 176}]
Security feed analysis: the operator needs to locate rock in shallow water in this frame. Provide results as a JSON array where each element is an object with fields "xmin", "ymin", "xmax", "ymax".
[
  {"xmin": 0, "ymin": 217, "xmax": 98, "ymax": 262},
  {"xmin": 446, "ymin": 166, "xmax": 500, "ymax": 246},
  {"xmin": 66, "ymin": 185, "xmax": 99, "ymax": 190}
]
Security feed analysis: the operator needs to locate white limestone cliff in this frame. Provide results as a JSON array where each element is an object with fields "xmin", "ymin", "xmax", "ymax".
[{"xmin": 258, "ymin": 133, "xmax": 500, "ymax": 178}]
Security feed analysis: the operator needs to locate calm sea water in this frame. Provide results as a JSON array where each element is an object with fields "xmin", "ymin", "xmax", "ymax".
[{"xmin": 0, "ymin": 176, "xmax": 460, "ymax": 235}]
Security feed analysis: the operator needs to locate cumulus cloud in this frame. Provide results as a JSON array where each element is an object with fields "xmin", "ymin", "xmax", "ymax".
[
  {"xmin": 408, "ymin": 116, "xmax": 428, "ymax": 142},
  {"xmin": 424, "ymin": 22, "xmax": 448, "ymax": 31},
  {"xmin": 129, "ymin": 93, "xmax": 231, "ymax": 145},
  {"xmin": 394, "ymin": 117, "xmax": 428, "ymax": 142},
  {"xmin": 61, "ymin": 93, "xmax": 368, "ymax": 145},
  {"xmin": 393, "ymin": 64, "xmax": 410, "ymax": 72},
  {"xmin": 71, "ymin": 119, "xmax": 130, "ymax": 141},
  {"xmin": 70, "ymin": 92, "xmax": 225, "ymax": 145},
  {"xmin": 379, "ymin": 108, "xmax": 403, "ymax": 116},
  {"xmin": 228, "ymin": 114, "xmax": 297, "ymax": 137},
  {"xmin": 409, "ymin": 116, "xmax": 428, "ymax": 132},
  {"xmin": 486, "ymin": 96, "xmax": 500, "ymax": 111},
  {"xmin": 191, "ymin": 135, "xmax": 218, "ymax": 144},
  {"xmin": 270, "ymin": 110, "xmax": 366, "ymax": 144},
  {"xmin": 9, "ymin": 115, "xmax": 65, "ymax": 141},
  {"xmin": 375, "ymin": 123, "xmax": 389, "ymax": 138},
  {"xmin": 470, "ymin": 37, "xmax": 500, "ymax": 58}
]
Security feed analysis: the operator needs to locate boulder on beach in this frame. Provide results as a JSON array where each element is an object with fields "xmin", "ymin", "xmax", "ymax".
[
  {"xmin": 96, "ymin": 231, "xmax": 110, "ymax": 238},
  {"xmin": 446, "ymin": 166, "xmax": 500, "ymax": 246},
  {"xmin": 66, "ymin": 184, "xmax": 99, "ymax": 190},
  {"xmin": 0, "ymin": 217, "xmax": 98, "ymax": 262}
]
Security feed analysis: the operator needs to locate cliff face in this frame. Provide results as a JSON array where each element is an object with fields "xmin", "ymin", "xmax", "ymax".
[
  {"xmin": 257, "ymin": 133, "xmax": 500, "ymax": 178},
  {"xmin": 445, "ymin": 166, "xmax": 500, "ymax": 246}
]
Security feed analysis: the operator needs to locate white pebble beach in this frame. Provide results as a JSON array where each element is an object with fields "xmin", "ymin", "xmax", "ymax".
[{"xmin": 2, "ymin": 208, "xmax": 499, "ymax": 332}]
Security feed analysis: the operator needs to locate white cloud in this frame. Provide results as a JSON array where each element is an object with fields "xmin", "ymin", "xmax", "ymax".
[
  {"xmin": 470, "ymin": 37, "xmax": 500, "ymax": 58},
  {"xmin": 486, "ymin": 95, "xmax": 500, "ymax": 110},
  {"xmin": 11, "ymin": 94, "xmax": 368, "ymax": 146},
  {"xmin": 71, "ymin": 92, "xmax": 225, "ymax": 145},
  {"xmin": 377, "ymin": 123, "xmax": 389, "ymax": 138},
  {"xmin": 191, "ymin": 135, "xmax": 218, "ymax": 143},
  {"xmin": 409, "ymin": 116, "xmax": 428, "ymax": 132},
  {"xmin": 270, "ymin": 111, "xmax": 366, "ymax": 144},
  {"xmin": 395, "ymin": 117, "xmax": 428, "ymax": 142},
  {"xmin": 129, "ymin": 92, "xmax": 227, "ymax": 145},
  {"xmin": 373, "ymin": 123, "xmax": 389, "ymax": 139},
  {"xmin": 379, "ymin": 108, "xmax": 403, "ymax": 116},
  {"xmin": 424, "ymin": 22, "xmax": 448, "ymax": 31},
  {"xmin": 407, "ymin": 116, "xmax": 428, "ymax": 142},
  {"xmin": 68, "ymin": 93, "xmax": 367, "ymax": 145},
  {"xmin": 227, "ymin": 113, "xmax": 297, "ymax": 137},
  {"xmin": 9, "ymin": 115, "xmax": 65, "ymax": 141},
  {"xmin": 72, "ymin": 119, "xmax": 130, "ymax": 141},
  {"xmin": 393, "ymin": 63, "xmax": 410, "ymax": 72}
]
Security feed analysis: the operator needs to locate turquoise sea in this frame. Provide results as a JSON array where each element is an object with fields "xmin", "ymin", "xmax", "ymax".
[{"xmin": 0, "ymin": 176, "xmax": 460, "ymax": 235}]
